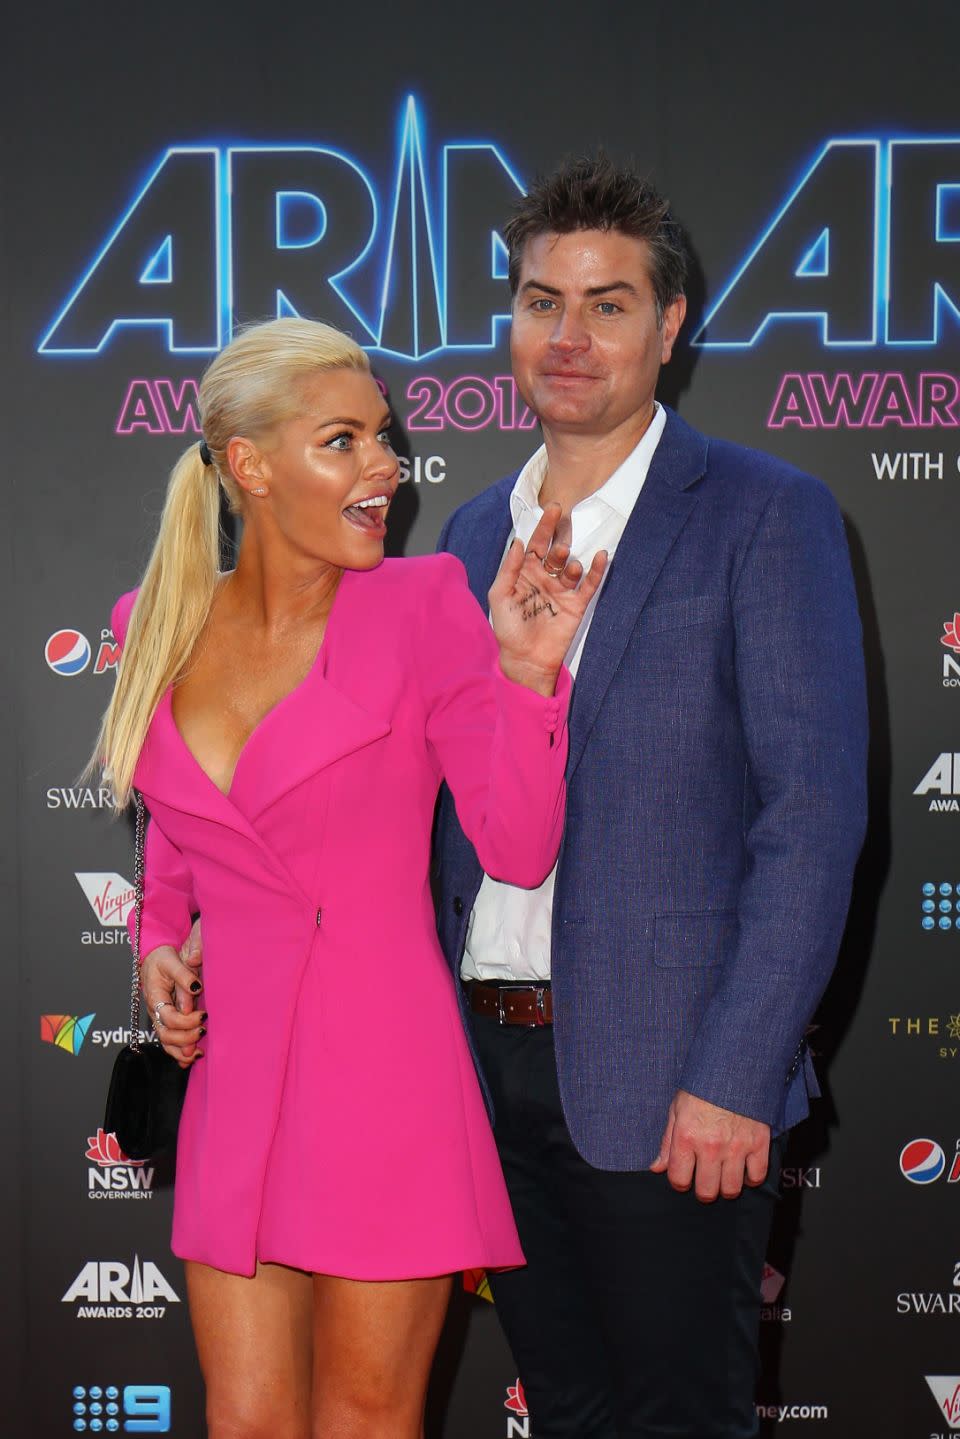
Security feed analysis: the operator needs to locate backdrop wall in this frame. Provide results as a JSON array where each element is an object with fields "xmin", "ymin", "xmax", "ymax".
[{"xmin": 7, "ymin": 3, "xmax": 960, "ymax": 1434}]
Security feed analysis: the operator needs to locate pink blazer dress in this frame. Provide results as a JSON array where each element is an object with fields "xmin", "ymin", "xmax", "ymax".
[{"xmin": 112, "ymin": 553, "xmax": 571, "ymax": 1279}]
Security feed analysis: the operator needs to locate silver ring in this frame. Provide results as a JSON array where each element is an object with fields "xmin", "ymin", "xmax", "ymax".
[
  {"xmin": 543, "ymin": 560, "xmax": 565, "ymax": 578},
  {"xmin": 154, "ymin": 1001, "xmax": 172, "ymax": 1028}
]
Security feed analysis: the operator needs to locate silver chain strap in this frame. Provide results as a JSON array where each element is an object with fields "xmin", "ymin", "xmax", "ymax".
[{"xmin": 128, "ymin": 791, "xmax": 146, "ymax": 1053}]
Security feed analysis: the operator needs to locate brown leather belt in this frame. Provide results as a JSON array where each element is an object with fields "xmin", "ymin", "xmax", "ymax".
[{"xmin": 468, "ymin": 982, "xmax": 553, "ymax": 1026}]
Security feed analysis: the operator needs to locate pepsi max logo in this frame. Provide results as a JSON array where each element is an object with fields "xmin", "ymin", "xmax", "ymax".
[
  {"xmin": 900, "ymin": 1138, "xmax": 948, "ymax": 1184},
  {"xmin": 44, "ymin": 628, "xmax": 120, "ymax": 678},
  {"xmin": 45, "ymin": 629, "xmax": 91, "ymax": 676}
]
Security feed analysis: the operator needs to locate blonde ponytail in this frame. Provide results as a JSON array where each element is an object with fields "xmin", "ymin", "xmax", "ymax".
[
  {"xmin": 93, "ymin": 443, "xmax": 222, "ymax": 809},
  {"xmin": 92, "ymin": 317, "xmax": 370, "ymax": 810}
]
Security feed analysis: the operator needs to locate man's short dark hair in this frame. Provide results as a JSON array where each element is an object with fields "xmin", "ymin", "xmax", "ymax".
[{"xmin": 504, "ymin": 154, "xmax": 687, "ymax": 323}]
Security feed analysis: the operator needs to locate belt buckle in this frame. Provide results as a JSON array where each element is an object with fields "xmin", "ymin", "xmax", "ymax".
[{"xmin": 496, "ymin": 984, "xmax": 546, "ymax": 1027}]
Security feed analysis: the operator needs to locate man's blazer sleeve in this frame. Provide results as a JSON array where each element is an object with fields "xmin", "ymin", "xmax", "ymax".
[{"xmin": 678, "ymin": 472, "xmax": 868, "ymax": 1126}]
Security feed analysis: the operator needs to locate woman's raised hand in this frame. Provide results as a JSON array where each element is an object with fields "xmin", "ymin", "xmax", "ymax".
[{"xmin": 489, "ymin": 501, "xmax": 607, "ymax": 695}]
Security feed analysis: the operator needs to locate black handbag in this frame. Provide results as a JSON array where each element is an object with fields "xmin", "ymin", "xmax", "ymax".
[{"xmin": 104, "ymin": 792, "xmax": 189, "ymax": 1161}]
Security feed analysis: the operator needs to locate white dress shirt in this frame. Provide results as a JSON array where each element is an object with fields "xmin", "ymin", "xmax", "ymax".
[{"xmin": 462, "ymin": 403, "xmax": 667, "ymax": 982}]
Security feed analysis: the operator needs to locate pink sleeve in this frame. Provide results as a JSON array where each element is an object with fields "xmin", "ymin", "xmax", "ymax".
[
  {"xmin": 110, "ymin": 589, "xmax": 138, "ymax": 647},
  {"xmin": 420, "ymin": 554, "xmax": 571, "ymax": 889},
  {"xmin": 112, "ymin": 589, "xmax": 196, "ymax": 961},
  {"xmin": 129, "ymin": 817, "xmax": 197, "ymax": 962}
]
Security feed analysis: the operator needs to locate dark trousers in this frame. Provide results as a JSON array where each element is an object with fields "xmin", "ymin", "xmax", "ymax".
[{"xmin": 470, "ymin": 1013, "xmax": 782, "ymax": 1439}]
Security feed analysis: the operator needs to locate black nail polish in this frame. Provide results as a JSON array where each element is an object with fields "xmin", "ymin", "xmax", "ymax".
[
  {"xmin": 189, "ymin": 980, "xmax": 202, "ymax": 993},
  {"xmin": 200, "ymin": 1011, "xmax": 209, "ymax": 1022},
  {"xmin": 199, "ymin": 1027, "xmax": 207, "ymax": 1038}
]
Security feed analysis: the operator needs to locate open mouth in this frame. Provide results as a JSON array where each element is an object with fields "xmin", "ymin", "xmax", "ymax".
[{"xmin": 342, "ymin": 493, "xmax": 392, "ymax": 535}]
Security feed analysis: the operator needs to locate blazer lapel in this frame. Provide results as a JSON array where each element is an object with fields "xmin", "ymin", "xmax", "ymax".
[
  {"xmin": 133, "ymin": 696, "xmax": 273, "ymax": 854},
  {"xmin": 134, "ymin": 568, "xmax": 392, "ymax": 849},
  {"xmin": 566, "ymin": 411, "xmax": 708, "ymax": 779},
  {"xmin": 230, "ymin": 673, "xmax": 391, "ymax": 820}
]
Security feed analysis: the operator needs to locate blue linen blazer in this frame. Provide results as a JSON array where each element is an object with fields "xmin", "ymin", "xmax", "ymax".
[{"xmin": 434, "ymin": 406, "xmax": 868, "ymax": 1169}]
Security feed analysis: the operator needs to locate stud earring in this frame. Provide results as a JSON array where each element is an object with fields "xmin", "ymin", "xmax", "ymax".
[{"xmin": 251, "ymin": 486, "xmax": 268, "ymax": 497}]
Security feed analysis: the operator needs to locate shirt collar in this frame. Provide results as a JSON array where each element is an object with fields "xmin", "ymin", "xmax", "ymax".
[
  {"xmin": 509, "ymin": 448, "xmax": 548, "ymax": 528},
  {"xmin": 509, "ymin": 402, "xmax": 666, "ymax": 528}
]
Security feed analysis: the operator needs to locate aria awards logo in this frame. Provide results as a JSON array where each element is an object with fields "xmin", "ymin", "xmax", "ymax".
[{"xmin": 62, "ymin": 1256, "xmax": 180, "ymax": 1319}]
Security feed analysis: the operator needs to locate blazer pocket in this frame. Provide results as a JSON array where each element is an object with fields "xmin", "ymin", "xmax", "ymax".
[
  {"xmin": 653, "ymin": 910, "xmax": 737, "ymax": 968},
  {"xmin": 635, "ymin": 595, "xmax": 728, "ymax": 636}
]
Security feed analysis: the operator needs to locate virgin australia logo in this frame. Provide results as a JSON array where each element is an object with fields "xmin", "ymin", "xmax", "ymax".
[
  {"xmin": 926, "ymin": 1375, "xmax": 960, "ymax": 1428},
  {"xmin": 75, "ymin": 872, "xmax": 134, "ymax": 944}
]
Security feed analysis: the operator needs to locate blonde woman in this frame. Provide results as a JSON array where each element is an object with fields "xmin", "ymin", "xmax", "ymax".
[{"xmin": 95, "ymin": 318, "xmax": 605, "ymax": 1439}]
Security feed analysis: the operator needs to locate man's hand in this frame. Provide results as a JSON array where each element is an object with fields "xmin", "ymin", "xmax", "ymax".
[{"xmin": 650, "ymin": 1090, "xmax": 770, "ymax": 1202}]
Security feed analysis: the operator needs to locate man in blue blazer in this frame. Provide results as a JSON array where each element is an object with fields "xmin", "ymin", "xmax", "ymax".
[{"xmin": 435, "ymin": 157, "xmax": 868, "ymax": 1438}]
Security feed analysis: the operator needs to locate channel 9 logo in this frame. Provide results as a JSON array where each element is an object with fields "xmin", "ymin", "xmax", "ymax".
[
  {"xmin": 921, "ymin": 882, "xmax": 960, "ymax": 930},
  {"xmin": 71, "ymin": 1385, "xmax": 170, "ymax": 1433}
]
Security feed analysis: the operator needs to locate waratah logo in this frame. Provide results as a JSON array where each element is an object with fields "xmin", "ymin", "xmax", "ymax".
[
  {"xmin": 505, "ymin": 1380, "xmax": 528, "ymax": 1416},
  {"xmin": 761, "ymin": 1263, "xmax": 787, "ymax": 1304},
  {"xmin": 86, "ymin": 1129, "xmax": 145, "ymax": 1168},
  {"xmin": 943, "ymin": 618, "xmax": 960, "ymax": 654},
  {"xmin": 40, "ymin": 1014, "xmax": 95, "ymax": 1054}
]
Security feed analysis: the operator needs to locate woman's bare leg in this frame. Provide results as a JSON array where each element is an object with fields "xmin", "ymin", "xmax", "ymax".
[
  {"xmin": 186, "ymin": 1259, "xmax": 314, "ymax": 1439},
  {"xmin": 311, "ymin": 1273, "xmax": 453, "ymax": 1439}
]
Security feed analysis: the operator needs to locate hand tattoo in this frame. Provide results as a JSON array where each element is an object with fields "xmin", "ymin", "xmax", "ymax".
[{"xmin": 518, "ymin": 584, "xmax": 558, "ymax": 623}]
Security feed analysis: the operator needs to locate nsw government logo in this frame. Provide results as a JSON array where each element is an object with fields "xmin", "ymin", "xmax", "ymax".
[
  {"xmin": 86, "ymin": 1129, "xmax": 154, "ymax": 1201},
  {"xmin": 62, "ymin": 1257, "xmax": 180, "ymax": 1319},
  {"xmin": 944, "ymin": 616, "xmax": 960, "ymax": 689},
  {"xmin": 504, "ymin": 1380, "xmax": 529, "ymax": 1436},
  {"xmin": 76, "ymin": 872, "xmax": 134, "ymax": 944}
]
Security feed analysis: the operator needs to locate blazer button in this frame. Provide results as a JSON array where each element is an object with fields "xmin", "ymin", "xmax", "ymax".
[
  {"xmin": 453, "ymin": 897, "xmax": 464, "ymax": 916},
  {"xmin": 316, "ymin": 908, "xmax": 323, "ymax": 926}
]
